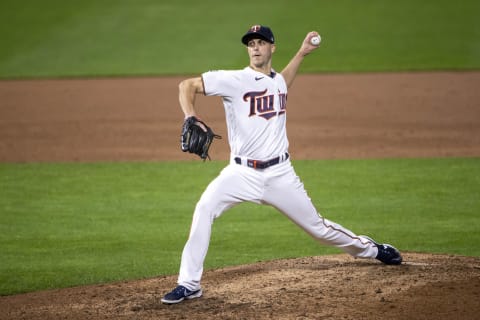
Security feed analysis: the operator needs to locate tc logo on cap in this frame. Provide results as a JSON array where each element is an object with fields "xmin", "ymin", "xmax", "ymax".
[{"xmin": 250, "ymin": 25, "xmax": 261, "ymax": 32}]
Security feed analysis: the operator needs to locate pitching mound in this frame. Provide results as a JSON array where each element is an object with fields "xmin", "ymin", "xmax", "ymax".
[{"xmin": 1, "ymin": 253, "xmax": 479, "ymax": 320}]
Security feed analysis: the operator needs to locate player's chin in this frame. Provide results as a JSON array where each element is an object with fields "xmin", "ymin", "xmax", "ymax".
[
  {"xmin": 250, "ymin": 55, "xmax": 262, "ymax": 62},
  {"xmin": 251, "ymin": 59, "xmax": 265, "ymax": 68}
]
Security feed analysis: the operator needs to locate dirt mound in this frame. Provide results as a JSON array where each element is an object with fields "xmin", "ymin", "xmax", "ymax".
[{"xmin": 1, "ymin": 253, "xmax": 479, "ymax": 320}]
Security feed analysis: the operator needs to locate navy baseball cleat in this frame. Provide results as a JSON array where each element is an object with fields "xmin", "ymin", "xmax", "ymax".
[
  {"xmin": 362, "ymin": 236, "xmax": 403, "ymax": 265},
  {"xmin": 161, "ymin": 285, "xmax": 203, "ymax": 304}
]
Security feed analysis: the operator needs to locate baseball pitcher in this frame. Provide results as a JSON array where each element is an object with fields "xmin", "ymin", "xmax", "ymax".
[{"xmin": 162, "ymin": 25, "xmax": 402, "ymax": 304}]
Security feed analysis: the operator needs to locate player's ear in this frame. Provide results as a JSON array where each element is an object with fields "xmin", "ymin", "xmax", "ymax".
[{"xmin": 271, "ymin": 44, "xmax": 276, "ymax": 53}]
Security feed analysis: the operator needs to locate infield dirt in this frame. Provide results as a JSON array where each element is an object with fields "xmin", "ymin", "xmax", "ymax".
[{"xmin": 1, "ymin": 72, "xmax": 479, "ymax": 319}]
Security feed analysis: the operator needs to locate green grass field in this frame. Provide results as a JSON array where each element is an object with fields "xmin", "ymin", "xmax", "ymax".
[
  {"xmin": 1, "ymin": 0, "xmax": 479, "ymax": 296},
  {"xmin": 1, "ymin": 159, "xmax": 479, "ymax": 295},
  {"xmin": 0, "ymin": 0, "xmax": 479, "ymax": 78}
]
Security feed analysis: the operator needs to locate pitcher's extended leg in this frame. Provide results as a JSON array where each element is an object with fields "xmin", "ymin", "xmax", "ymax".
[{"xmin": 263, "ymin": 165, "xmax": 377, "ymax": 258}]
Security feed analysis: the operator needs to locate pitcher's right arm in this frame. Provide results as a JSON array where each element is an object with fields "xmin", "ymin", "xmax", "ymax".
[{"xmin": 179, "ymin": 77, "xmax": 204, "ymax": 119}]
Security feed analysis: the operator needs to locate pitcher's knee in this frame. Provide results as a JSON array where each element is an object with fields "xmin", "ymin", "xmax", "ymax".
[{"xmin": 194, "ymin": 199, "xmax": 223, "ymax": 221}]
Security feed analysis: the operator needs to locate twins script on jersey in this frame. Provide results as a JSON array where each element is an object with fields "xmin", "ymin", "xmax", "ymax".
[{"xmin": 202, "ymin": 67, "xmax": 288, "ymax": 160}]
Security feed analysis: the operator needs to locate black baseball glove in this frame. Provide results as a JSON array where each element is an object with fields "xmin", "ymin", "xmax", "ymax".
[{"xmin": 180, "ymin": 116, "xmax": 221, "ymax": 160}]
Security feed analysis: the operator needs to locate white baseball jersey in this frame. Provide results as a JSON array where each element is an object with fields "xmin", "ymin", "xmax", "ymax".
[{"xmin": 202, "ymin": 67, "xmax": 288, "ymax": 160}]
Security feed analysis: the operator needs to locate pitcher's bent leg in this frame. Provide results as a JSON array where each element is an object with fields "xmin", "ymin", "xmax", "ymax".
[
  {"xmin": 177, "ymin": 165, "xmax": 261, "ymax": 290},
  {"xmin": 177, "ymin": 176, "xmax": 230, "ymax": 290},
  {"xmin": 177, "ymin": 200, "xmax": 216, "ymax": 291}
]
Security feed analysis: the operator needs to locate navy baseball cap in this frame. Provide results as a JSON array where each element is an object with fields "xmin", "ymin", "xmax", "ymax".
[{"xmin": 241, "ymin": 25, "xmax": 275, "ymax": 45}]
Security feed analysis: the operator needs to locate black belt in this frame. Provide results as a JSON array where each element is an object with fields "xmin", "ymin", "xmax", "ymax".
[{"xmin": 234, "ymin": 153, "xmax": 289, "ymax": 169}]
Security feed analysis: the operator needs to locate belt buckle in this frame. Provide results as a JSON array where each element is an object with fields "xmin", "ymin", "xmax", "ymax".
[{"xmin": 247, "ymin": 159, "xmax": 264, "ymax": 169}]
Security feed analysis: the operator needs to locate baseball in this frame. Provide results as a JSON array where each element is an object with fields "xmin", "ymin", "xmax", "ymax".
[{"xmin": 310, "ymin": 35, "xmax": 321, "ymax": 46}]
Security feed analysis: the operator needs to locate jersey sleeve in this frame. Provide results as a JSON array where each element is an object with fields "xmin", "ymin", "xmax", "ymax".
[{"xmin": 202, "ymin": 70, "xmax": 238, "ymax": 97}]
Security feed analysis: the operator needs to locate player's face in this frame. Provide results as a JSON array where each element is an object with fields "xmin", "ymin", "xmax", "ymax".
[{"xmin": 246, "ymin": 38, "xmax": 275, "ymax": 68}]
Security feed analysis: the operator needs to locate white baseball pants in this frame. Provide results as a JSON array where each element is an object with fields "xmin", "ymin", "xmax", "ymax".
[{"xmin": 177, "ymin": 159, "xmax": 378, "ymax": 290}]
